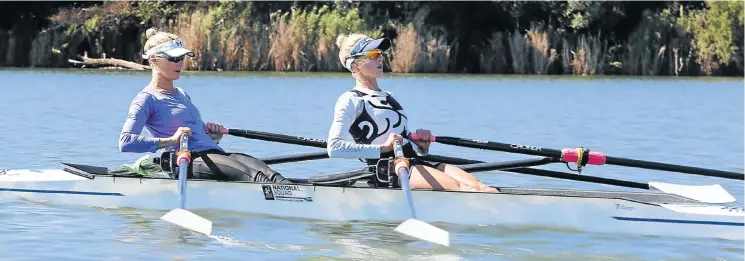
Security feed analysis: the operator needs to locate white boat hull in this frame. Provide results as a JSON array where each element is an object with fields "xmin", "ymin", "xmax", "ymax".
[{"xmin": 1, "ymin": 168, "xmax": 742, "ymax": 241}]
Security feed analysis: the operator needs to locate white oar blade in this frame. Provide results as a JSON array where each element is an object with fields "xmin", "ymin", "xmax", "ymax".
[
  {"xmin": 161, "ymin": 208, "xmax": 213, "ymax": 236},
  {"xmin": 649, "ymin": 182, "xmax": 736, "ymax": 204},
  {"xmin": 394, "ymin": 218, "xmax": 450, "ymax": 247}
]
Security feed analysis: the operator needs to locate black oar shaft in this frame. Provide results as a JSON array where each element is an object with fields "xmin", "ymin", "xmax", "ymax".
[
  {"xmin": 419, "ymin": 154, "xmax": 483, "ymax": 165},
  {"xmin": 228, "ymin": 129, "xmax": 327, "ymax": 149},
  {"xmin": 224, "ymin": 129, "xmax": 653, "ymax": 190},
  {"xmin": 456, "ymin": 157, "xmax": 649, "ymax": 190},
  {"xmin": 432, "ymin": 136, "xmax": 744, "ymax": 180},
  {"xmin": 605, "ymin": 156, "xmax": 743, "ymax": 180},
  {"xmin": 435, "ymin": 136, "xmax": 562, "ymax": 158},
  {"xmin": 228, "ymin": 129, "xmax": 479, "ymax": 165},
  {"xmin": 459, "ymin": 157, "xmax": 556, "ymax": 172},
  {"xmin": 502, "ymin": 167, "xmax": 650, "ymax": 190},
  {"xmin": 259, "ymin": 151, "xmax": 329, "ymax": 165}
]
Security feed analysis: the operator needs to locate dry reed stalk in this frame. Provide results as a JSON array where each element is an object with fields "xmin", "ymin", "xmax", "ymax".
[
  {"xmin": 419, "ymin": 28, "xmax": 451, "ymax": 73},
  {"xmin": 479, "ymin": 31, "xmax": 507, "ymax": 73},
  {"xmin": 508, "ymin": 29, "xmax": 529, "ymax": 74},
  {"xmin": 526, "ymin": 24, "xmax": 557, "ymax": 74},
  {"xmin": 390, "ymin": 23, "xmax": 419, "ymax": 73},
  {"xmin": 268, "ymin": 13, "xmax": 296, "ymax": 71},
  {"xmin": 561, "ymin": 38, "xmax": 573, "ymax": 74},
  {"xmin": 4, "ymin": 30, "xmax": 16, "ymax": 66},
  {"xmin": 174, "ymin": 11, "xmax": 207, "ymax": 70}
]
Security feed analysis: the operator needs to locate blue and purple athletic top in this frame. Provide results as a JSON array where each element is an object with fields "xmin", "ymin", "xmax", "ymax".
[{"xmin": 119, "ymin": 86, "xmax": 222, "ymax": 153}]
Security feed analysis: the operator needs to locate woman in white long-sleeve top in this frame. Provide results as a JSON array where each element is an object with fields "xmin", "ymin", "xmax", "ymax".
[{"xmin": 326, "ymin": 33, "xmax": 498, "ymax": 193}]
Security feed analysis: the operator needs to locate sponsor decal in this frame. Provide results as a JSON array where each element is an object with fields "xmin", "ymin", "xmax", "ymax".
[
  {"xmin": 722, "ymin": 206, "xmax": 745, "ymax": 213},
  {"xmin": 298, "ymin": 136, "xmax": 326, "ymax": 144},
  {"xmin": 510, "ymin": 144, "xmax": 542, "ymax": 151},
  {"xmin": 467, "ymin": 139, "xmax": 489, "ymax": 144},
  {"xmin": 262, "ymin": 184, "xmax": 313, "ymax": 202},
  {"xmin": 616, "ymin": 204, "xmax": 635, "ymax": 211}
]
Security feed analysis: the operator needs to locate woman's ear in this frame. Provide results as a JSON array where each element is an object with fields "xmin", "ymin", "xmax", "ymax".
[{"xmin": 350, "ymin": 59, "xmax": 360, "ymax": 72}]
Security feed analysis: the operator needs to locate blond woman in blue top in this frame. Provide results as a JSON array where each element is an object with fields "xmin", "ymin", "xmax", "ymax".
[{"xmin": 120, "ymin": 28, "xmax": 290, "ymax": 184}]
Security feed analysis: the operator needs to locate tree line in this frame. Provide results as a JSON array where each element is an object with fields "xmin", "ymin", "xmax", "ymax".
[{"xmin": 0, "ymin": 1, "xmax": 742, "ymax": 76}]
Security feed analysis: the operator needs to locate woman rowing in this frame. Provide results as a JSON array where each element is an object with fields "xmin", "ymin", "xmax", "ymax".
[
  {"xmin": 118, "ymin": 28, "xmax": 291, "ymax": 184},
  {"xmin": 326, "ymin": 33, "xmax": 498, "ymax": 193}
]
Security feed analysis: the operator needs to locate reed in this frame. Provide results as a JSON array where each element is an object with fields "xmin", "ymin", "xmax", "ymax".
[
  {"xmin": 419, "ymin": 27, "xmax": 452, "ymax": 73},
  {"xmin": 389, "ymin": 23, "xmax": 418, "ymax": 73},
  {"xmin": 7, "ymin": 1, "xmax": 739, "ymax": 76},
  {"xmin": 170, "ymin": 4, "xmax": 377, "ymax": 72},
  {"xmin": 479, "ymin": 31, "xmax": 507, "ymax": 74},
  {"xmin": 0, "ymin": 29, "xmax": 10, "ymax": 66},
  {"xmin": 567, "ymin": 34, "xmax": 606, "ymax": 75},
  {"xmin": 507, "ymin": 29, "xmax": 530, "ymax": 74},
  {"xmin": 388, "ymin": 22, "xmax": 452, "ymax": 73},
  {"xmin": 173, "ymin": 11, "xmax": 209, "ymax": 70},
  {"xmin": 526, "ymin": 24, "xmax": 557, "ymax": 74}
]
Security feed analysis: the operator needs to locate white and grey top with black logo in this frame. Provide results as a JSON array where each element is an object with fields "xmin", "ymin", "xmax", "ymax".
[{"xmin": 326, "ymin": 87, "xmax": 428, "ymax": 159}]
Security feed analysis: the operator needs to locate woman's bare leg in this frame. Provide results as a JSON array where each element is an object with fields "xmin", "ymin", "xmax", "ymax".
[
  {"xmin": 408, "ymin": 165, "xmax": 482, "ymax": 192},
  {"xmin": 437, "ymin": 164, "xmax": 499, "ymax": 193}
]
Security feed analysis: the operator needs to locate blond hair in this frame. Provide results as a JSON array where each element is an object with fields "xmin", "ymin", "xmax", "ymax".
[
  {"xmin": 335, "ymin": 32, "xmax": 369, "ymax": 69},
  {"xmin": 143, "ymin": 28, "xmax": 181, "ymax": 55}
]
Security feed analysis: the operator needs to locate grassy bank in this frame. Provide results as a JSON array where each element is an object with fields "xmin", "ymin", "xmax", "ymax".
[{"xmin": 2, "ymin": 1, "xmax": 742, "ymax": 76}]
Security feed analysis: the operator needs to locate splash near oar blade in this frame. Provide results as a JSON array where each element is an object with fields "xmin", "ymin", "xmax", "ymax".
[
  {"xmin": 161, "ymin": 208, "xmax": 213, "ymax": 235},
  {"xmin": 395, "ymin": 218, "xmax": 450, "ymax": 247}
]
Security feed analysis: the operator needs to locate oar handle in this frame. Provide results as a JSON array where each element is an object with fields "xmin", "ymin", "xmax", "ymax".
[
  {"xmin": 176, "ymin": 133, "xmax": 192, "ymax": 165},
  {"xmin": 393, "ymin": 139, "xmax": 410, "ymax": 176}
]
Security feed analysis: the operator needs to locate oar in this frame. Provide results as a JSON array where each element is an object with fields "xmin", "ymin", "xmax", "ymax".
[
  {"xmin": 218, "ymin": 127, "xmax": 328, "ymax": 148},
  {"xmin": 258, "ymin": 151, "xmax": 329, "ymax": 165},
  {"xmin": 219, "ymin": 128, "xmax": 735, "ymax": 203},
  {"xmin": 160, "ymin": 133, "xmax": 213, "ymax": 235},
  {"xmin": 456, "ymin": 158, "xmax": 735, "ymax": 203},
  {"xmin": 409, "ymin": 134, "xmax": 744, "ymax": 180},
  {"xmin": 217, "ymin": 127, "xmax": 473, "ymax": 165},
  {"xmin": 391, "ymin": 139, "xmax": 450, "ymax": 247}
]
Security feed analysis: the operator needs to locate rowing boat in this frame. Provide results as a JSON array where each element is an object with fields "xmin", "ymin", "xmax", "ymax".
[
  {"xmin": 0, "ymin": 128, "xmax": 743, "ymax": 244},
  {"xmin": 0, "ymin": 162, "xmax": 742, "ymax": 241}
]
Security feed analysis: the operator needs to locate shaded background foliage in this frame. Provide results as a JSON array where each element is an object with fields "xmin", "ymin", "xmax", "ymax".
[{"xmin": 0, "ymin": 0, "xmax": 741, "ymax": 76}]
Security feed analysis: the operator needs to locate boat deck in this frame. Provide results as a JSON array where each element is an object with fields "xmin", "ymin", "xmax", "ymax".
[{"xmin": 61, "ymin": 162, "xmax": 718, "ymax": 207}]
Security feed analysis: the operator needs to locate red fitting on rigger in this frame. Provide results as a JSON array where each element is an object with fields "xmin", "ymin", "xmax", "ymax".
[{"xmin": 561, "ymin": 148, "xmax": 606, "ymax": 166}]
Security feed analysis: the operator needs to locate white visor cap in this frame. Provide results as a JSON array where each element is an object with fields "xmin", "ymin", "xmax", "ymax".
[{"xmin": 141, "ymin": 39, "xmax": 195, "ymax": 59}]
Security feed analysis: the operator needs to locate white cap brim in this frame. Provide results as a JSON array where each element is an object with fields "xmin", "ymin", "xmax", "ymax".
[
  {"xmin": 163, "ymin": 48, "xmax": 195, "ymax": 58},
  {"xmin": 141, "ymin": 39, "xmax": 195, "ymax": 59},
  {"xmin": 358, "ymin": 38, "xmax": 391, "ymax": 53}
]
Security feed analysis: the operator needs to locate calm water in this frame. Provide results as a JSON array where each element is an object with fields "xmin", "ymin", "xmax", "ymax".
[{"xmin": 0, "ymin": 69, "xmax": 743, "ymax": 260}]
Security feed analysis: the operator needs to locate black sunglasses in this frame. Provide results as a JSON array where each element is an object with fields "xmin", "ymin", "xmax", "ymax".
[{"xmin": 157, "ymin": 53, "xmax": 186, "ymax": 63}]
